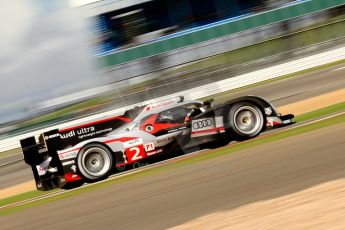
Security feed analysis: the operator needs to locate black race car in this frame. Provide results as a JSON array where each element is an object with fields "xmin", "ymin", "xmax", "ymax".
[{"xmin": 21, "ymin": 96, "xmax": 293, "ymax": 190}]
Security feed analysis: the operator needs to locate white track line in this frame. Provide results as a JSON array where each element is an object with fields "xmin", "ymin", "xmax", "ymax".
[
  {"xmin": 332, "ymin": 66, "xmax": 345, "ymax": 71},
  {"xmin": 286, "ymin": 110, "xmax": 345, "ymax": 131},
  {"xmin": 0, "ymin": 161, "xmax": 25, "ymax": 169},
  {"xmin": 0, "ymin": 153, "xmax": 20, "ymax": 160}
]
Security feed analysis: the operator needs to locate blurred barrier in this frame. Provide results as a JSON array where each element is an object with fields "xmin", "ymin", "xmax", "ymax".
[
  {"xmin": 97, "ymin": 0, "xmax": 345, "ymax": 69},
  {"xmin": 1, "ymin": 45, "xmax": 345, "ymax": 153},
  {"xmin": 102, "ymin": 17, "xmax": 345, "ymax": 82}
]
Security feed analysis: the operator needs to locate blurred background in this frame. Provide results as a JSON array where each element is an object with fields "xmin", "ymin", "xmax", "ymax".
[{"xmin": 1, "ymin": 0, "xmax": 345, "ymax": 138}]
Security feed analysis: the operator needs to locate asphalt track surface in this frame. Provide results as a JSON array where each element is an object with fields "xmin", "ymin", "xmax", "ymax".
[
  {"xmin": 0, "ymin": 62, "xmax": 345, "ymax": 190},
  {"xmin": 2, "ymin": 112, "xmax": 345, "ymax": 229}
]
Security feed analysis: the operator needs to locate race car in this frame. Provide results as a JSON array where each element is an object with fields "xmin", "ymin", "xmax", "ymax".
[{"xmin": 20, "ymin": 96, "xmax": 294, "ymax": 190}]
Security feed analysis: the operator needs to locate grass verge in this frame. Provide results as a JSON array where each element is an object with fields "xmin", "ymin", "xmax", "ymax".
[
  {"xmin": 0, "ymin": 190, "xmax": 55, "ymax": 207},
  {"xmin": 1, "ymin": 111, "xmax": 345, "ymax": 216},
  {"xmin": 0, "ymin": 148, "xmax": 22, "ymax": 158},
  {"xmin": 294, "ymin": 101, "xmax": 345, "ymax": 123}
]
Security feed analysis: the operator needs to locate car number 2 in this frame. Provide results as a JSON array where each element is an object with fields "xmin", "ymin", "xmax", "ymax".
[{"xmin": 126, "ymin": 145, "xmax": 146, "ymax": 163}]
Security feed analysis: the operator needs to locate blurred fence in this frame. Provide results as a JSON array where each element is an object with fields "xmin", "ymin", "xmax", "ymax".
[
  {"xmin": 98, "ymin": 5, "xmax": 345, "ymax": 86},
  {"xmin": 97, "ymin": 0, "xmax": 345, "ymax": 69},
  {"xmin": 101, "ymin": 13, "xmax": 345, "ymax": 83}
]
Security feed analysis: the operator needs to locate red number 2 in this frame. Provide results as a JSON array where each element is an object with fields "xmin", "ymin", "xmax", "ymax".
[{"xmin": 125, "ymin": 145, "xmax": 146, "ymax": 163}]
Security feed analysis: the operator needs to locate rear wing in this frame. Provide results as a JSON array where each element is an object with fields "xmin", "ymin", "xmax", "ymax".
[
  {"xmin": 20, "ymin": 130, "xmax": 65, "ymax": 190},
  {"xmin": 20, "ymin": 108, "xmax": 142, "ymax": 190}
]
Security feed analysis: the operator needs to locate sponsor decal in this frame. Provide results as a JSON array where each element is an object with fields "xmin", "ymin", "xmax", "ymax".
[
  {"xmin": 146, "ymin": 148, "xmax": 163, "ymax": 156},
  {"xmin": 123, "ymin": 138, "xmax": 143, "ymax": 148},
  {"xmin": 168, "ymin": 126, "xmax": 187, "ymax": 133},
  {"xmin": 116, "ymin": 162, "xmax": 126, "ymax": 171},
  {"xmin": 191, "ymin": 128, "xmax": 223, "ymax": 135},
  {"xmin": 267, "ymin": 118, "xmax": 274, "ymax": 127},
  {"xmin": 36, "ymin": 157, "xmax": 52, "ymax": 176},
  {"xmin": 191, "ymin": 118, "xmax": 219, "ymax": 137},
  {"xmin": 60, "ymin": 126, "xmax": 95, "ymax": 139},
  {"xmin": 78, "ymin": 127, "xmax": 113, "ymax": 140},
  {"xmin": 59, "ymin": 150, "xmax": 78, "ymax": 160},
  {"xmin": 60, "ymin": 130, "xmax": 76, "ymax": 139},
  {"xmin": 192, "ymin": 119, "xmax": 213, "ymax": 130},
  {"xmin": 62, "ymin": 160, "xmax": 75, "ymax": 166},
  {"xmin": 71, "ymin": 165, "xmax": 77, "ymax": 173},
  {"xmin": 44, "ymin": 133, "xmax": 60, "ymax": 140},
  {"xmin": 144, "ymin": 101, "xmax": 174, "ymax": 112},
  {"xmin": 266, "ymin": 117, "xmax": 281, "ymax": 127},
  {"xmin": 144, "ymin": 142, "xmax": 155, "ymax": 152},
  {"xmin": 264, "ymin": 107, "xmax": 273, "ymax": 115},
  {"xmin": 57, "ymin": 126, "xmax": 114, "ymax": 140}
]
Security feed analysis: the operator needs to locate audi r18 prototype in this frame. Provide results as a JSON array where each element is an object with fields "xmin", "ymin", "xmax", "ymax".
[{"xmin": 21, "ymin": 96, "xmax": 293, "ymax": 190}]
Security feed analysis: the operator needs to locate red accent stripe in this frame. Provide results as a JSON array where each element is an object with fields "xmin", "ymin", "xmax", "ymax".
[
  {"xmin": 266, "ymin": 121, "xmax": 281, "ymax": 126},
  {"xmin": 192, "ymin": 128, "xmax": 222, "ymax": 135},
  {"xmin": 103, "ymin": 137, "xmax": 138, "ymax": 144},
  {"xmin": 64, "ymin": 173, "xmax": 82, "ymax": 182},
  {"xmin": 58, "ymin": 147, "xmax": 81, "ymax": 155},
  {"xmin": 59, "ymin": 116, "xmax": 131, "ymax": 133},
  {"xmin": 116, "ymin": 163, "xmax": 126, "ymax": 167}
]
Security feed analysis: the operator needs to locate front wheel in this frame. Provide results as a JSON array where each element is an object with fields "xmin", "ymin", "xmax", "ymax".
[
  {"xmin": 77, "ymin": 143, "xmax": 113, "ymax": 182},
  {"xmin": 226, "ymin": 102, "xmax": 264, "ymax": 140}
]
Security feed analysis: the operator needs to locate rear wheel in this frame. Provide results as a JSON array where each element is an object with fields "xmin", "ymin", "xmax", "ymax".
[
  {"xmin": 227, "ymin": 102, "xmax": 264, "ymax": 140},
  {"xmin": 77, "ymin": 144, "xmax": 113, "ymax": 182}
]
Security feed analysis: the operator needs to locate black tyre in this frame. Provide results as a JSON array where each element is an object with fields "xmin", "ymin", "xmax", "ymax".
[
  {"xmin": 77, "ymin": 143, "xmax": 113, "ymax": 182},
  {"xmin": 227, "ymin": 102, "xmax": 264, "ymax": 140}
]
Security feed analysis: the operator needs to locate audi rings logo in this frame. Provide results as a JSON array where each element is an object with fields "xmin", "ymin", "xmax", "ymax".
[{"xmin": 193, "ymin": 119, "xmax": 212, "ymax": 129}]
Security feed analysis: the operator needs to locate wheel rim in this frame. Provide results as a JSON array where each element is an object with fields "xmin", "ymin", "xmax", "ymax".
[
  {"xmin": 81, "ymin": 147, "xmax": 111, "ymax": 177},
  {"xmin": 233, "ymin": 106, "xmax": 262, "ymax": 135}
]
